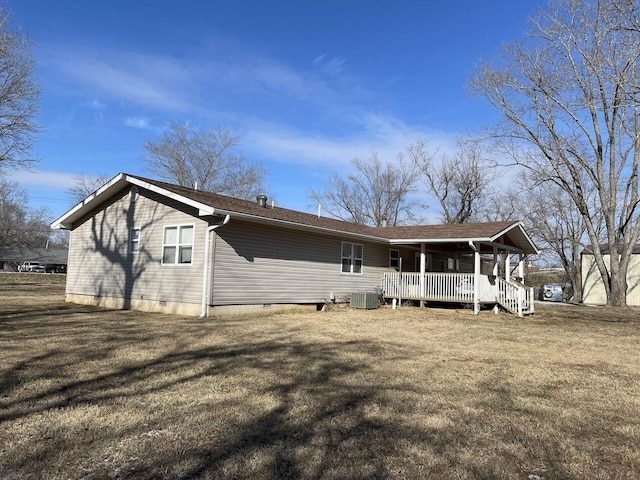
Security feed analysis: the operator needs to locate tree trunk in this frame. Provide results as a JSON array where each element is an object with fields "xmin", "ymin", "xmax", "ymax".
[{"xmin": 609, "ymin": 274, "xmax": 628, "ymax": 307}]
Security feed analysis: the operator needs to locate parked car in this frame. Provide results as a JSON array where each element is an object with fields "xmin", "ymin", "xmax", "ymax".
[
  {"xmin": 18, "ymin": 261, "xmax": 46, "ymax": 273},
  {"xmin": 44, "ymin": 263, "xmax": 67, "ymax": 274},
  {"xmin": 539, "ymin": 283, "xmax": 564, "ymax": 302}
]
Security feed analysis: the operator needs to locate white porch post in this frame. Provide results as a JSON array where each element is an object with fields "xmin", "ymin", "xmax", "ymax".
[
  {"xmin": 518, "ymin": 254, "xmax": 525, "ymax": 282},
  {"xmin": 505, "ymin": 254, "xmax": 511, "ymax": 283},
  {"xmin": 472, "ymin": 242, "xmax": 480, "ymax": 315},
  {"xmin": 493, "ymin": 247, "xmax": 499, "ymax": 314},
  {"xmin": 419, "ymin": 243, "xmax": 426, "ymax": 307}
]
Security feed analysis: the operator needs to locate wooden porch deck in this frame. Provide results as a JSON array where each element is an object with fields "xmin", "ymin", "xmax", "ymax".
[{"xmin": 381, "ymin": 272, "xmax": 535, "ymax": 317}]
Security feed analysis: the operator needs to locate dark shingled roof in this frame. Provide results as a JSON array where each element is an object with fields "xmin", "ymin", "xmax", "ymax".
[
  {"xmin": 138, "ymin": 176, "xmax": 520, "ymax": 242},
  {"xmin": 368, "ymin": 221, "xmax": 519, "ymax": 240},
  {"xmin": 138, "ymin": 176, "xmax": 378, "ymax": 238},
  {"xmin": 51, "ymin": 173, "xmax": 538, "ymax": 253}
]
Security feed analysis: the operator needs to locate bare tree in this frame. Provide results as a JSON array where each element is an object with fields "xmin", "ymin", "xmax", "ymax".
[
  {"xmin": 529, "ymin": 189, "xmax": 586, "ymax": 302},
  {"xmin": 309, "ymin": 152, "xmax": 419, "ymax": 227},
  {"xmin": 0, "ymin": 7, "xmax": 40, "ymax": 171},
  {"xmin": 470, "ymin": 0, "xmax": 640, "ymax": 307},
  {"xmin": 409, "ymin": 137, "xmax": 494, "ymax": 224},
  {"xmin": 523, "ymin": 178, "xmax": 603, "ymax": 302},
  {"xmin": 66, "ymin": 172, "xmax": 112, "ymax": 204},
  {"xmin": 143, "ymin": 122, "xmax": 267, "ymax": 200},
  {"xmin": 0, "ymin": 177, "xmax": 49, "ymax": 253}
]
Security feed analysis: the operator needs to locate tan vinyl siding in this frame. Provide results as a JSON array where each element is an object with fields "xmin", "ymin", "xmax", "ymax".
[
  {"xmin": 210, "ymin": 220, "xmax": 392, "ymax": 305},
  {"xmin": 582, "ymin": 253, "xmax": 640, "ymax": 306},
  {"xmin": 66, "ymin": 188, "xmax": 206, "ymax": 306}
]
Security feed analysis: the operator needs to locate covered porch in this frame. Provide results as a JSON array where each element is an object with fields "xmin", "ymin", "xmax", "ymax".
[{"xmin": 377, "ymin": 221, "xmax": 538, "ymax": 317}]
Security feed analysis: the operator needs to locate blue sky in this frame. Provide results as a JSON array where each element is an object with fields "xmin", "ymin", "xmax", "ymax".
[{"xmin": 8, "ymin": 0, "xmax": 547, "ymax": 221}]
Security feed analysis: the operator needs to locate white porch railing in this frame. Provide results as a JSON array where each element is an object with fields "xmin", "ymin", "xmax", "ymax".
[
  {"xmin": 381, "ymin": 272, "xmax": 534, "ymax": 317},
  {"xmin": 495, "ymin": 276, "xmax": 535, "ymax": 316}
]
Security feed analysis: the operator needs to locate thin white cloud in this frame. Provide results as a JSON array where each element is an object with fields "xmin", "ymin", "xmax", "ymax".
[
  {"xmin": 244, "ymin": 114, "xmax": 458, "ymax": 168},
  {"xmin": 124, "ymin": 115, "xmax": 151, "ymax": 129},
  {"xmin": 44, "ymin": 47, "xmax": 200, "ymax": 113},
  {"xmin": 39, "ymin": 41, "xmax": 463, "ymax": 175},
  {"xmin": 85, "ymin": 98, "xmax": 105, "ymax": 110},
  {"xmin": 312, "ymin": 54, "xmax": 348, "ymax": 77},
  {"xmin": 8, "ymin": 170, "xmax": 78, "ymax": 191},
  {"xmin": 42, "ymin": 38, "xmax": 370, "ymax": 117}
]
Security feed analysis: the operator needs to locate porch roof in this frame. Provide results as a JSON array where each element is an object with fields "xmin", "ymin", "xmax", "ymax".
[{"xmin": 371, "ymin": 221, "xmax": 539, "ymax": 254}]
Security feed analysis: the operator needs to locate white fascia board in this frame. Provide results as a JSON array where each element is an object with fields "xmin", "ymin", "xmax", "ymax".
[
  {"xmin": 489, "ymin": 221, "xmax": 539, "ymax": 255},
  {"xmin": 517, "ymin": 224, "xmax": 540, "ymax": 255},
  {"xmin": 50, "ymin": 173, "xmax": 215, "ymax": 230},
  {"xmin": 51, "ymin": 173, "xmax": 128, "ymax": 229},
  {"xmin": 213, "ymin": 209, "xmax": 390, "ymax": 244},
  {"xmin": 389, "ymin": 237, "xmax": 492, "ymax": 245},
  {"xmin": 125, "ymin": 176, "xmax": 215, "ymax": 216},
  {"xmin": 488, "ymin": 222, "xmax": 520, "ymax": 241}
]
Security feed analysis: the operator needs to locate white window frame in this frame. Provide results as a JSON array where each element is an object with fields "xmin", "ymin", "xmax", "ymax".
[
  {"xmin": 389, "ymin": 249, "xmax": 400, "ymax": 269},
  {"xmin": 341, "ymin": 241, "xmax": 363, "ymax": 275},
  {"xmin": 162, "ymin": 224, "xmax": 195, "ymax": 266},
  {"xmin": 129, "ymin": 227, "xmax": 140, "ymax": 254}
]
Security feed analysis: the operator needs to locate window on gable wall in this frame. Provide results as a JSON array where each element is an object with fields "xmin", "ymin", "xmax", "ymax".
[
  {"xmin": 129, "ymin": 227, "xmax": 140, "ymax": 254},
  {"xmin": 341, "ymin": 242, "xmax": 363, "ymax": 274},
  {"xmin": 162, "ymin": 225, "xmax": 194, "ymax": 265}
]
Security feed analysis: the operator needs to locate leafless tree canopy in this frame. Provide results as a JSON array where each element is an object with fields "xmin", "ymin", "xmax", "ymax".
[
  {"xmin": 520, "ymin": 170, "xmax": 603, "ymax": 302},
  {"xmin": 309, "ymin": 152, "xmax": 419, "ymax": 227},
  {"xmin": 470, "ymin": 0, "xmax": 640, "ymax": 306},
  {"xmin": 143, "ymin": 122, "xmax": 267, "ymax": 200},
  {"xmin": 66, "ymin": 172, "xmax": 112, "ymax": 205},
  {"xmin": 409, "ymin": 138, "xmax": 494, "ymax": 224},
  {"xmin": 0, "ymin": 7, "xmax": 39, "ymax": 171},
  {"xmin": 0, "ymin": 177, "xmax": 50, "ymax": 253}
]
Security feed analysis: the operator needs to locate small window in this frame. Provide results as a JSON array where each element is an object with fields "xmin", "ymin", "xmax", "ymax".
[
  {"xmin": 447, "ymin": 257, "xmax": 459, "ymax": 272},
  {"xmin": 129, "ymin": 227, "xmax": 140, "ymax": 254},
  {"xmin": 341, "ymin": 242, "xmax": 363, "ymax": 274},
  {"xmin": 389, "ymin": 249, "xmax": 400, "ymax": 269},
  {"xmin": 162, "ymin": 225, "xmax": 194, "ymax": 265}
]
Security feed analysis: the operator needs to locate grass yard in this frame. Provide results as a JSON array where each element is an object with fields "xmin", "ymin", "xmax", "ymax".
[{"xmin": 1, "ymin": 274, "xmax": 639, "ymax": 479}]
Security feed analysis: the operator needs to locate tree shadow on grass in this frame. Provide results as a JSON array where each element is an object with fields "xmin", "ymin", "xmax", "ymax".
[{"xmin": 2, "ymin": 306, "xmax": 638, "ymax": 479}]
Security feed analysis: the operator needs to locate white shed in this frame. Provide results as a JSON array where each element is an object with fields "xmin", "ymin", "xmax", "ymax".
[{"xmin": 581, "ymin": 245, "xmax": 640, "ymax": 306}]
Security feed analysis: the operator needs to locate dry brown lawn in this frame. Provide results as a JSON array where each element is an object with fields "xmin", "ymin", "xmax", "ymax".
[{"xmin": 1, "ymin": 273, "xmax": 639, "ymax": 479}]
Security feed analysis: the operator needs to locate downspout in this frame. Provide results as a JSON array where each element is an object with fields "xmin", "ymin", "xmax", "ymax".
[
  {"xmin": 469, "ymin": 241, "xmax": 480, "ymax": 316},
  {"xmin": 199, "ymin": 215, "xmax": 230, "ymax": 318}
]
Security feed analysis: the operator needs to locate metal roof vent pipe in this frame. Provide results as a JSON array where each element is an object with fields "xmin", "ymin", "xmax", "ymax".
[
  {"xmin": 381, "ymin": 218, "xmax": 388, "ymax": 227},
  {"xmin": 256, "ymin": 195, "xmax": 268, "ymax": 208}
]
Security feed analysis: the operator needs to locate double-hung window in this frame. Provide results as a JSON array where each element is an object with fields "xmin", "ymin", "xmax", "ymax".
[
  {"xmin": 162, "ymin": 225, "xmax": 194, "ymax": 265},
  {"xmin": 341, "ymin": 242, "xmax": 363, "ymax": 274},
  {"xmin": 129, "ymin": 227, "xmax": 140, "ymax": 254}
]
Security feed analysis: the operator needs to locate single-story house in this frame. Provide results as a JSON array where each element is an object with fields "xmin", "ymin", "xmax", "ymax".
[
  {"xmin": 582, "ymin": 244, "xmax": 640, "ymax": 306},
  {"xmin": 51, "ymin": 173, "xmax": 539, "ymax": 317},
  {"xmin": 0, "ymin": 247, "xmax": 68, "ymax": 272}
]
